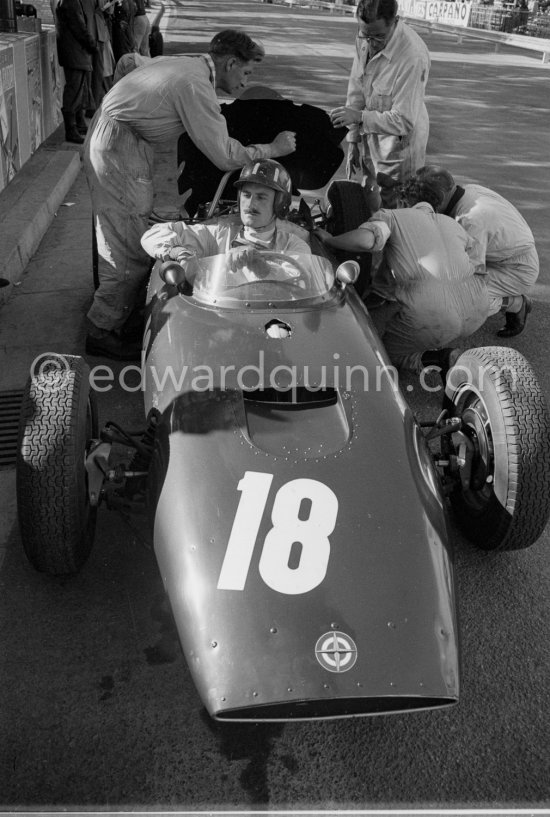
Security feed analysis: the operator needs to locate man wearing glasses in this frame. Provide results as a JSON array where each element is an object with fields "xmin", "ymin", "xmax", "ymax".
[{"xmin": 331, "ymin": 0, "xmax": 430, "ymax": 205}]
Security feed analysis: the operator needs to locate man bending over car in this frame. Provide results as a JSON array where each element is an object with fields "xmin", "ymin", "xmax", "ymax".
[
  {"xmin": 141, "ymin": 160, "xmax": 311, "ymax": 276},
  {"xmin": 84, "ymin": 30, "xmax": 297, "ymax": 361},
  {"xmin": 314, "ymin": 177, "xmax": 489, "ymax": 377}
]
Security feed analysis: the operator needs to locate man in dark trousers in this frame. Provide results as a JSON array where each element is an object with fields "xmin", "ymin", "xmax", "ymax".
[{"xmin": 56, "ymin": 0, "xmax": 97, "ymax": 143}]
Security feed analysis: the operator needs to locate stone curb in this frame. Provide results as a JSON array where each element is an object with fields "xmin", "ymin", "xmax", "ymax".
[{"xmin": 0, "ymin": 143, "xmax": 82, "ymax": 307}]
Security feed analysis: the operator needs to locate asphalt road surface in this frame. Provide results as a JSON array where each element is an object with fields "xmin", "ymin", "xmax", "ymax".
[{"xmin": 1, "ymin": 0, "xmax": 549, "ymax": 810}]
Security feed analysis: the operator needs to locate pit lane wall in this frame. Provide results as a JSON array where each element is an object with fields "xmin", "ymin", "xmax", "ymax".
[{"xmin": 0, "ymin": 26, "xmax": 63, "ymax": 193}]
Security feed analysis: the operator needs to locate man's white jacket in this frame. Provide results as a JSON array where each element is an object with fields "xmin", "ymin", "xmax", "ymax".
[{"xmin": 141, "ymin": 215, "xmax": 311, "ymax": 263}]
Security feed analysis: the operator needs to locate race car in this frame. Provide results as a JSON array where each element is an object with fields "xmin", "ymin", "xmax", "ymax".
[{"xmin": 16, "ymin": 94, "xmax": 550, "ymax": 723}]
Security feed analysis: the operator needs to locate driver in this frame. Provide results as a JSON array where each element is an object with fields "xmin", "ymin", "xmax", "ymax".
[{"xmin": 140, "ymin": 159, "xmax": 311, "ymax": 277}]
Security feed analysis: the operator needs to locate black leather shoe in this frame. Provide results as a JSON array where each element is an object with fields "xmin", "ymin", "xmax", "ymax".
[
  {"xmin": 497, "ymin": 296, "xmax": 532, "ymax": 338},
  {"xmin": 85, "ymin": 331, "xmax": 142, "ymax": 361},
  {"xmin": 65, "ymin": 128, "xmax": 84, "ymax": 144}
]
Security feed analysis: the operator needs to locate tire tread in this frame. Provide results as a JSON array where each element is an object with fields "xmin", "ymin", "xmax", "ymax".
[
  {"xmin": 17, "ymin": 360, "xmax": 98, "ymax": 574},
  {"xmin": 449, "ymin": 346, "xmax": 550, "ymax": 551}
]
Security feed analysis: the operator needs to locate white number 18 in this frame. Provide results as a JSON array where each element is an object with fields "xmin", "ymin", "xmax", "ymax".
[{"xmin": 217, "ymin": 471, "xmax": 339, "ymax": 595}]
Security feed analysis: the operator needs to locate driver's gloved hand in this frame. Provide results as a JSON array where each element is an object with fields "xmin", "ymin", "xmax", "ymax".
[
  {"xmin": 228, "ymin": 247, "xmax": 256, "ymax": 271},
  {"xmin": 229, "ymin": 247, "xmax": 270, "ymax": 277}
]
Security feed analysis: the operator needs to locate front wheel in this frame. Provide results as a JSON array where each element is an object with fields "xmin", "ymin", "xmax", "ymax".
[
  {"xmin": 16, "ymin": 354, "xmax": 99, "ymax": 574},
  {"xmin": 445, "ymin": 346, "xmax": 550, "ymax": 551}
]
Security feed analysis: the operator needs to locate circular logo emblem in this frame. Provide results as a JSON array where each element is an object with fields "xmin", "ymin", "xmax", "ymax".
[{"xmin": 315, "ymin": 631, "xmax": 358, "ymax": 673}]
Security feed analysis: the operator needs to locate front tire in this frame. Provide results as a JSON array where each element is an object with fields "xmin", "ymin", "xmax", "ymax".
[
  {"xmin": 17, "ymin": 354, "xmax": 99, "ymax": 574},
  {"xmin": 445, "ymin": 346, "xmax": 550, "ymax": 551}
]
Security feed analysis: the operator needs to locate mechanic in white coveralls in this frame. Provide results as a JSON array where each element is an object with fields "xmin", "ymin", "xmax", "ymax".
[
  {"xmin": 141, "ymin": 159, "xmax": 311, "ymax": 269},
  {"xmin": 329, "ymin": 0, "xmax": 430, "ymax": 204},
  {"xmin": 315, "ymin": 177, "xmax": 489, "ymax": 376},
  {"xmin": 415, "ymin": 165, "xmax": 538, "ymax": 338},
  {"xmin": 83, "ymin": 30, "xmax": 297, "ymax": 361}
]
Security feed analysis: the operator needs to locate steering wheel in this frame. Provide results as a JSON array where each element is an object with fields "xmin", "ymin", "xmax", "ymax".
[
  {"xmin": 224, "ymin": 280, "xmax": 298, "ymax": 296},
  {"xmin": 225, "ymin": 250, "xmax": 309, "ymax": 293},
  {"xmin": 260, "ymin": 251, "xmax": 310, "ymax": 280}
]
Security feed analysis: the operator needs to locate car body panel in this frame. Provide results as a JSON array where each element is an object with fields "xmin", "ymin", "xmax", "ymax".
[{"xmin": 143, "ymin": 258, "xmax": 459, "ymax": 720}]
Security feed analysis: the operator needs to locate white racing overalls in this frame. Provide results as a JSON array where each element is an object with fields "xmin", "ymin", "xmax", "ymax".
[
  {"xmin": 84, "ymin": 55, "xmax": 278, "ymax": 331},
  {"xmin": 446, "ymin": 184, "xmax": 539, "ymax": 315},
  {"xmin": 367, "ymin": 203, "xmax": 490, "ymax": 372},
  {"xmin": 345, "ymin": 19, "xmax": 430, "ymax": 183}
]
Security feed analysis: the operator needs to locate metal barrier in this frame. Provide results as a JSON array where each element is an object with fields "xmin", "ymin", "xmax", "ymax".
[
  {"xmin": 468, "ymin": 5, "xmax": 550, "ymax": 37},
  {"xmin": 523, "ymin": 13, "xmax": 550, "ymax": 37},
  {"xmin": 469, "ymin": 5, "xmax": 524, "ymax": 33},
  {"xmin": 274, "ymin": 0, "xmax": 550, "ymax": 62}
]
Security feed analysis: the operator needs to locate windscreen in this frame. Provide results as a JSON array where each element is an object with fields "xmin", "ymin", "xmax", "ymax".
[{"xmin": 188, "ymin": 250, "xmax": 336, "ymax": 309}]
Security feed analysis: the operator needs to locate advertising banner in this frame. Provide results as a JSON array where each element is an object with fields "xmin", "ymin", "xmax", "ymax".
[
  {"xmin": 0, "ymin": 32, "xmax": 31, "ymax": 164},
  {"xmin": 24, "ymin": 34, "xmax": 43, "ymax": 153},
  {"xmin": 399, "ymin": 0, "xmax": 473, "ymax": 27},
  {"xmin": 40, "ymin": 28, "xmax": 62, "ymax": 136},
  {"xmin": 0, "ymin": 44, "xmax": 20, "ymax": 191}
]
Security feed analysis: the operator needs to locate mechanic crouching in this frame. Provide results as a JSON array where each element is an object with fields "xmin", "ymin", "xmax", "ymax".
[
  {"xmin": 141, "ymin": 160, "xmax": 311, "ymax": 274},
  {"xmin": 83, "ymin": 30, "xmax": 297, "ymax": 361},
  {"xmin": 415, "ymin": 165, "xmax": 539, "ymax": 338},
  {"xmin": 314, "ymin": 177, "xmax": 490, "ymax": 378}
]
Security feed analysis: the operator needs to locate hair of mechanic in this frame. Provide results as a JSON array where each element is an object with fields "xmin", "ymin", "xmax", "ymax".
[
  {"xmin": 234, "ymin": 159, "xmax": 293, "ymax": 218},
  {"xmin": 357, "ymin": 0, "xmax": 398, "ymax": 23},
  {"xmin": 399, "ymin": 177, "xmax": 445, "ymax": 211},
  {"xmin": 208, "ymin": 30, "xmax": 265, "ymax": 63},
  {"xmin": 416, "ymin": 165, "xmax": 456, "ymax": 193}
]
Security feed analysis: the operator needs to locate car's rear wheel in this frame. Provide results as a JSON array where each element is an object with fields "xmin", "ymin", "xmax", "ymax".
[
  {"xmin": 17, "ymin": 354, "xmax": 99, "ymax": 574},
  {"xmin": 445, "ymin": 346, "xmax": 550, "ymax": 551},
  {"xmin": 326, "ymin": 180, "xmax": 374, "ymax": 298}
]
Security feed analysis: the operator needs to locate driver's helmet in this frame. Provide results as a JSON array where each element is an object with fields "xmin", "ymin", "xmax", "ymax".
[{"xmin": 234, "ymin": 159, "xmax": 292, "ymax": 218}]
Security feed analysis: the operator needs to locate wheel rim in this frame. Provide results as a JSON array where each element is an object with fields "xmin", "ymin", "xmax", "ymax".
[{"xmin": 454, "ymin": 389, "xmax": 496, "ymax": 514}]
